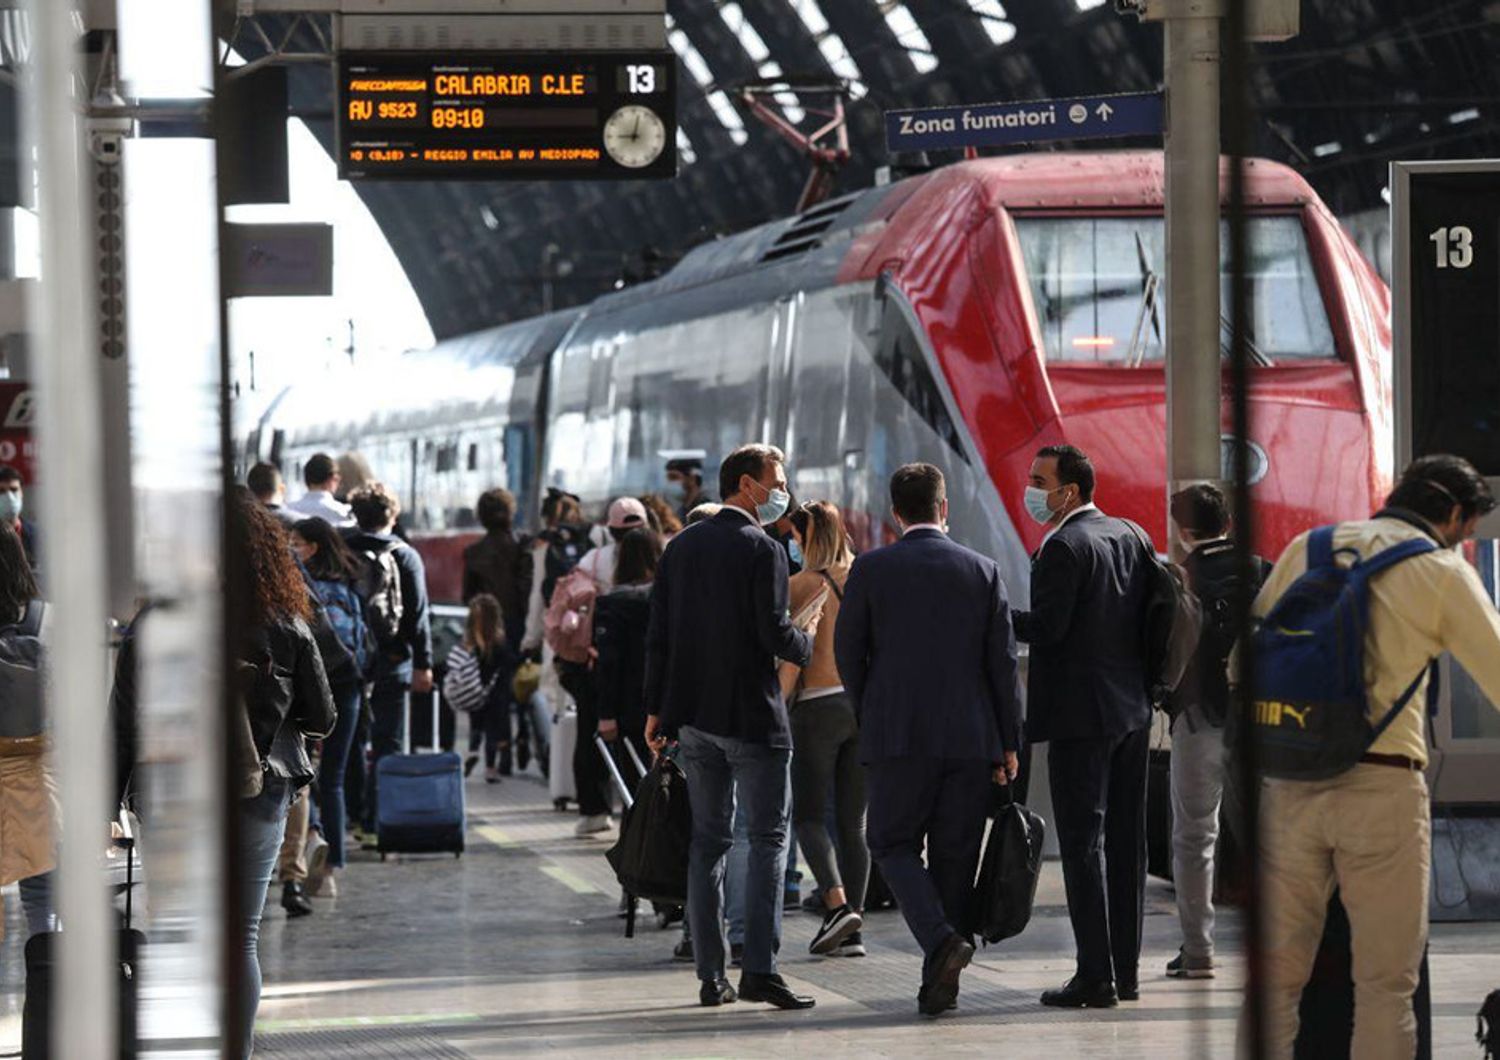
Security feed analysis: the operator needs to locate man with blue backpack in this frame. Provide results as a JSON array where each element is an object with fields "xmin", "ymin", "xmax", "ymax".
[{"xmin": 1248, "ymin": 454, "xmax": 1500, "ymax": 1058}]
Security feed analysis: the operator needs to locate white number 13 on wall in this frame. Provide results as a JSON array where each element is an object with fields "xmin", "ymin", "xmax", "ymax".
[{"xmin": 1429, "ymin": 225, "xmax": 1474, "ymax": 269}]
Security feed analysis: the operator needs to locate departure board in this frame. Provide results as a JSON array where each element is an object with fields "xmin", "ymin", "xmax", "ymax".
[
  {"xmin": 337, "ymin": 51, "xmax": 677, "ymax": 181},
  {"xmin": 1394, "ymin": 161, "xmax": 1500, "ymax": 477}
]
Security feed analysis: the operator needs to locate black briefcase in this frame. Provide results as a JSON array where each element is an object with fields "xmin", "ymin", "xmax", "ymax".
[{"xmin": 969, "ymin": 784, "xmax": 1046, "ymax": 944}]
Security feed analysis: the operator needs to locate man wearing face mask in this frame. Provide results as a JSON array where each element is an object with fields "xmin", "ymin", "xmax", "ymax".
[
  {"xmin": 644, "ymin": 443, "xmax": 817, "ymax": 1011},
  {"xmin": 1251, "ymin": 455, "xmax": 1500, "ymax": 1057},
  {"xmin": 1012, "ymin": 444, "xmax": 1155, "ymax": 1010},
  {"xmin": 665, "ymin": 454, "xmax": 709, "ymax": 522},
  {"xmin": 0, "ymin": 467, "xmax": 37, "ymax": 575}
]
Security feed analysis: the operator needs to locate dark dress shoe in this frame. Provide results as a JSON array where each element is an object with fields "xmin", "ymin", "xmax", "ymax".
[
  {"xmin": 1117, "ymin": 980, "xmax": 1139, "ymax": 1001},
  {"xmin": 918, "ymin": 933, "xmax": 975, "ymax": 1017},
  {"xmin": 1040, "ymin": 976, "xmax": 1118, "ymax": 1009},
  {"xmin": 280, "ymin": 881, "xmax": 313, "ymax": 919},
  {"xmin": 738, "ymin": 973, "xmax": 816, "ymax": 1010},
  {"xmin": 700, "ymin": 978, "xmax": 737, "ymax": 1007}
]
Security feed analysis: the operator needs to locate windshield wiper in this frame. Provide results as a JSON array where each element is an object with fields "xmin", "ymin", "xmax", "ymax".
[
  {"xmin": 1126, "ymin": 231, "xmax": 1162, "ymax": 368},
  {"xmin": 1220, "ymin": 314, "xmax": 1273, "ymax": 367}
]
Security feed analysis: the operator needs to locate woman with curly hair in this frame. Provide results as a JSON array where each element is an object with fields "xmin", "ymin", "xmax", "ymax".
[{"xmin": 231, "ymin": 496, "xmax": 336, "ymax": 1057}]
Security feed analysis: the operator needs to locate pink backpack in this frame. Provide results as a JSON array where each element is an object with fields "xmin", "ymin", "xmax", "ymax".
[{"xmin": 544, "ymin": 568, "xmax": 598, "ymax": 663}]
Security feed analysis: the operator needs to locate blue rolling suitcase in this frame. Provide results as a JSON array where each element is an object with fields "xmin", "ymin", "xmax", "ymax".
[{"xmin": 377, "ymin": 688, "xmax": 466, "ymax": 858}]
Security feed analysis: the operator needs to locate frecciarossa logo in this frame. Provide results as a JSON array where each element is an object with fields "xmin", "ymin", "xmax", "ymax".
[{"xmin": 1255, "ymin": 700, "xmax": 1312, "ymax": 730}]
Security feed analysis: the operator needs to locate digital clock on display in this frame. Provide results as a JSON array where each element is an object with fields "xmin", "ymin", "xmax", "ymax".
[{"xmin": 337, "ymin": 50, "xmax": 677, "ymax": 182}]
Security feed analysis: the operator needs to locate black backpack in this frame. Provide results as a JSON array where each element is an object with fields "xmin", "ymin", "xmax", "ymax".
[
  {"xmin": 1168, "ymin": 541, "xmax": 1268, "ymax": 726},
  {"xmin": 1124, "ymin": 521, "xmax": 1202, "ymax": 709},
  {"xmin": 355, "ymin": 540, "xmax": 405, "ymax": 648}
]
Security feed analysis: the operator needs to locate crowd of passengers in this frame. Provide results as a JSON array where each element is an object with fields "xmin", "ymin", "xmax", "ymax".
[{"xmin": 3, "ymin": 441, "xmax": 1498, "ymax": 1058}]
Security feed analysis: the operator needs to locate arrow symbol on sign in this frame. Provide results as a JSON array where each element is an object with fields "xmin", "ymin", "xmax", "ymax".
[{"xmin": 1096, "ymin": 102, "xmax": 1114, "ymax": 121}]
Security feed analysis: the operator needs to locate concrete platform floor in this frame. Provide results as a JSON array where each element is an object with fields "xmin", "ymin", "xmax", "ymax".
[{"xmin": 4, "ymin": 768, "xmax": 1499, "ymax": 1057}]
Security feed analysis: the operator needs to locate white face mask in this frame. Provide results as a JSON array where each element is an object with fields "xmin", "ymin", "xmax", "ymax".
[
  {"xmin": 748, "ymin": 478, "xmax": 790, "ymax": 526},
  {"xmin": 1023, "ymin": 485, "xmax": 1061, "ymax": 525}
]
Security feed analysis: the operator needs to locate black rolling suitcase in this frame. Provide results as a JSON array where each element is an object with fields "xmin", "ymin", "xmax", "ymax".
[{"xmin": 23, "ymin": 813, "xmax": 144, "ymax": 1059}]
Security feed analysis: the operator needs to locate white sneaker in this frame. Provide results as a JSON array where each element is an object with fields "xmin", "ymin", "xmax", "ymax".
[
  {"xmin": 304, "ymin": 831, "xmax": 329, "ymax": 879},
  {"xmin": 307, "ymin": 869, "xmax": 339, "ymax": 899},
  {"xmin": 575, "ymin": 814, "xmax": 612, "ymax": 836}
]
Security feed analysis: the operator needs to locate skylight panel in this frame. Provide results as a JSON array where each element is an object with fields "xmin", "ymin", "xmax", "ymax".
[
  {"xmin": 791, "ymin": 0, "xmax": 866, "ymax": 97},
  {"xmin": 882, "ymin": 2, "xmax": 938, "ymax": 74},
  {"xmin": 720, "ymin": 3, "xmax": 770, "ymax": 64},
  {"xmin": 677, "ymin": 129, "xmax": 697, "ymax": 166},
  {"xmin": 970, "ymin": 0, "xmax": 1017, "ymax": 46},
  {"xmin": 668, "ymin": 23, "xmax": 749, "ymax": 144}
]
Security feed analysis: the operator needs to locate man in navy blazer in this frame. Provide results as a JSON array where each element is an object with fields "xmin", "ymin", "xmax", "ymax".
[
  {"xmin": 835, "ymin": 463, "xmax": 1023, "ymax": 1017},
  {"xmin": 645, "ymin": 443, "xmax": 816, "ymax": 1012},
  {"xmin": 1012, "ymin": 444, "xmax": 1153, "ymax": 1010}
]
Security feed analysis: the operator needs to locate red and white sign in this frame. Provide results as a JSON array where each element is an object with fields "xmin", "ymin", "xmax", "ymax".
[{"xmin": 0, "ymin": 384, "xmax": 37, "ymax": 484}]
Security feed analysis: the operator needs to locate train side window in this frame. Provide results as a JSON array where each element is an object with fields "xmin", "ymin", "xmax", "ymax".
[
  {"xmin": 467, "ymin": 443, "xmax": 479, "ymax": 472},
  {"xmin": 874, "ymin": 302, "xmax": 970, "ymax": 465},
  {"xmin": 435, "ymin": 441, "xmax": 458, "ymax": 473}
]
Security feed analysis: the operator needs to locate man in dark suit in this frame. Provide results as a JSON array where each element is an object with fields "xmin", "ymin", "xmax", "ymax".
[
  {"xmin": 835, "ymin": 463, "xmax": 1024, "ymax": 1017},
  {"xmin": 1013, "ymin": 444, "xmax": 1153, "ymax": 1009},
  {"xmin": 645, "ymin": 443, "xmax": 816, "ymax": 1011}
]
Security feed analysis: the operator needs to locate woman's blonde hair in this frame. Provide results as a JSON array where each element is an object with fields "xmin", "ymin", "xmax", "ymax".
[
  {"xmin": 465, "ymin": 593, "xmax": 505, "ymax": 657},
  {"xmin": 790, "ymin": 500, "xmax": 853, "ymax": 572}
]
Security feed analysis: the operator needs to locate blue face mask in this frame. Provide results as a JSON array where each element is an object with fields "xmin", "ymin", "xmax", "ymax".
[
  {"xmin": 1023, "ymin": 485, "xmax": 1059, "ymax": 525},
  {"xmin": 749, "ymin": 479, "xmax": 791, "ymax": 526},
  {"xmin": 787, "ymin": 539, "xmax": 804, "ymax": 568},
  {"xmin": 0, "ymin": 491, "xmax": 21, "ymax": 524}
]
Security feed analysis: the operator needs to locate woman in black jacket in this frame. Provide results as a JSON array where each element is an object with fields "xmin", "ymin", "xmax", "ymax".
[
  {"xmin": 232, "ymin": 497, "xmax": 336, "ymax": 1058},
  {"xmin": 593, "ymin": 528, "xmax": 661, "ymax": 761}
]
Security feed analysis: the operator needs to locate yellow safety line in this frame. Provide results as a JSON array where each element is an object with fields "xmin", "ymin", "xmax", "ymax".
[{"xmin": 540, "ymin": 864, "xmax": 601, "ymax": 895}]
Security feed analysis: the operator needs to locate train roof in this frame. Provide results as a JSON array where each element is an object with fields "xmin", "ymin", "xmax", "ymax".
[{"xmin": 584, "ymin": 152, "xmax": 1319, "ymax": 317}]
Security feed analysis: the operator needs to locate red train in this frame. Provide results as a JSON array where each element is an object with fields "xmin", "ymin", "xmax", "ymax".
[{"xmin": 252, "ymin": 151, "xmax": 1393, "ymax": 603}]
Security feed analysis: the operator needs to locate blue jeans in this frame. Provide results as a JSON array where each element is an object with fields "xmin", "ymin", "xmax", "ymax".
[
  {"xmin": 318, "ymin": 682, "xmax": 363, "ymax": 869},
  {"xmin": 679, "ymin": 725, "xmax": 791, "ymax": 981},
  {"xmin": 362, "ymin": 676, "xmax": 409, "ymax": 831},
  {"xmin": 241, "ymin": 776, "xmax": 293, "ymax": 1058},
  {"xmin": 18, "ymin": 871, "xmax": 56, "ymax": 936},
  {"xmin": 684, "ymin": 801, "xmax": 748, "ymax": 950}
]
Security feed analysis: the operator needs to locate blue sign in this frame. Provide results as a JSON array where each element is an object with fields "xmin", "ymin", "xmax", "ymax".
[{"xmin": 885, "ymin": 91, "xmax": 1163, "ymax": 153}]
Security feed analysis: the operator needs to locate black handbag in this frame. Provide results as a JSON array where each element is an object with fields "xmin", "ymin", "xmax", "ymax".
[
  {"xmin": 605, "ymin": 754, "xmax": 692, "ymax": 907},
  {"xmin": 969, "ymin": 783, "xmax": 1046, "ymax": 945}
]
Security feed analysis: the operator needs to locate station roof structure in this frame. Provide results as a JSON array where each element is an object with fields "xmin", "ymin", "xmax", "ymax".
[{"xmin": 234, "ymin": 0, "xmax": 1499, "ymax": 337}]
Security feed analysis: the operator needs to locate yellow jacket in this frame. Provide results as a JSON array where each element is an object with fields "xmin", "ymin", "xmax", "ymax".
[{"xmin": 1253, "ymin": 514, "xmax": 1500, "ymax": 766}]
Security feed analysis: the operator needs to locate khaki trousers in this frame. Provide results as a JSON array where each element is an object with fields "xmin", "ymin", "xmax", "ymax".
[
  {"xmin": 277, "ymin": 784, "xmax": 311, "ymax": 884},
  {"xmin": 1258, "ymin": 763, "xmax": 1429, "ymax": 1059}
]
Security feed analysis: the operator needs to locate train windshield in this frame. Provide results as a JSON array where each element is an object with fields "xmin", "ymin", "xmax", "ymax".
[{"xmin": 1014, "ymin": 215, "xmax": 1335, "ymax": 365}]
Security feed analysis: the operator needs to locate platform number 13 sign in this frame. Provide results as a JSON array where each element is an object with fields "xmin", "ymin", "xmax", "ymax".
[{"xmin": 1429, "ymin": 225, "xmax": 1474, "ymax": 269}]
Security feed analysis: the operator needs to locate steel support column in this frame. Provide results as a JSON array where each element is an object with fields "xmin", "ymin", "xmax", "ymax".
[{"xmin": 1164, "ymin": 13, "xmax": 1223, "ymax": 549}]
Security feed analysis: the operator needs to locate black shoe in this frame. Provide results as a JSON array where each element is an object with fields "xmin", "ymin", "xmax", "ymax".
[
  {"xmin": 699, "ymin": 978, "xmax": 737, "ymax": 1007},
  {"xmin": 809, "ymin": 904, "xmax": 863, "ymax": 955},
  {"xmin": 1117, "ymin": 979, "xmax": 1139, "ymax": 1002},
  {"xmin": 835, "ymin": 931, "xmax": 866, "ymax": 958},
  {"xmin": 672, "ymin": 937, "xmax": 695, "ymax": 963},
  {"xmin": 919, "ymin": 933, "xmax": 974, "ymax": 1017},
  {"xmin": 463, "ymin": 754, "xmax": 479, "ymax": 777},
  {"xmin": 730, "ymin": 942, "xmax": 744, "ymax": 968},
  {"xmin": 516, "ymin": 741, "xmax": 531, "ymax": 772},
  {"xmin": 738, "ymin": 973, "xmax": 815, "ymax": 1010},
  {"xmin": 801, "ymin": 891, "xmax": 825, "ymax": 914},
  {"xmin": 281, "ymin": 881, "xmax": 313, "ymax": 919},
  {"xmin": 1040, "ymin": 976, "xmax": 1118, "ymax": 1008}
]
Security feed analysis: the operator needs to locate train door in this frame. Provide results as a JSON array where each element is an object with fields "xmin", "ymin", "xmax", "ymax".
[
  {"xmin": 764, "ymin": 294, "xmax": 798, "ymax": 450},
  {"xmin": 784, "ymin": 286, "xmax": 868, "ymax": 533}
]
